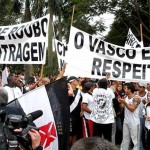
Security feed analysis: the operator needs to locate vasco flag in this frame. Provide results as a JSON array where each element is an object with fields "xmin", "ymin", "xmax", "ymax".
[
  {"xmin": 125, "ymin": 28, "xmax": 143, "ymax": 48},
  {"xmin": 7, "ymin": 77, "xmax": 70, "ymax": 150}
]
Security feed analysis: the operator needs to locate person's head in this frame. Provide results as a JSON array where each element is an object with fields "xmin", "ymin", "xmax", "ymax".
[
  {"xmin": 27, "ymin": 77, "xmax": 36, "ymax": 85},
  {"xmin": 71, "ymin": 137, "xmax": 118, "ymax": 150},
  {"xmin": 117, "ymin": 84, "xmax": 122, "ymax": 91},
  {"xmin": 147, "ymin": 83, "xmax": 150, "ymax": 91},
  {"xmin": 78, "ymin": 77, "xmax": 85, "ymax": 86},
  {"xmin": 84, "ymin": 82, "xmax": 95, "ymax": 93},
  {"xmin": 124, "ymin": 82, "xmax": 135, "ymax": 95},
  {"xmin": 0, "ymin": 87, "xmax": 8, "ymax": 105},
  {"xmin": 38, "ymin": 77, "xmax": 50, "ymax": 86},
  {"xmin": 107, "ymin": 80, "xmax": 111, "ymax": 88},
  {"xmin": 147, "ymin": 92, "xmax": 150, "ymax": 103},
  {"xmin": 67, "ymin": 76, "xmax": 79, "ymax": 88},
  {"xmin": 132, "ymin": 82, "xmax": 139, "ymax": 91},
  {"xmin": 7, "ymin": 74, "xmax": 17, "ymax": 87},
  {"xmin": 138, "ymin": 82, "xmax": 147, "ymax": 93},
  {"xmin": 98, "ymin": 78, "xmax": 107, "ymax": 89}
]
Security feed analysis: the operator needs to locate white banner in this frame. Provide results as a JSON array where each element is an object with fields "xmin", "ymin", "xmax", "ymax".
[
  {"xmin": 54, "ymin": 39, "xmax": 68, "ymax": 69},
  {"xmin": 0, "ymin": 14, "xmax": 50, "ymax": 64},
  {"xmin": 65, "ymin": 26, "xmax": 150, "ymax": 82},
  {"xmin": 18, "ymin": 86, "xmax": 58, "ymax": 150},
  {"xmin": 125, "ymin": 28, "xmax": 143, "ymax": 48}
]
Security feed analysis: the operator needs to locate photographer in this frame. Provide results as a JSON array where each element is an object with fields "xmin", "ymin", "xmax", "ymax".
[
  {"xmin": 15, "ymin": 128, "xmax": 42, "ymax": 150},
  {"xmin": 0, "ymin": 87, "xmax": 43, "ymax": 150}
]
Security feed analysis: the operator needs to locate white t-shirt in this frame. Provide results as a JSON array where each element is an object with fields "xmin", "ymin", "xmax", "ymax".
[
  {"xmin": 124, "ymin": 96, "xmax": 140, "ymax": 124},
  {"xmin": 137, "ymin": 91, "xmax": 148, "ymax": 118},
  {"xmin": 4, "ymin": 86, "xmax": 22, "ymax": 103},
  {"xmin": 90, "ymin": 88, "xmax": 115, "ymax": 124},
  {"xmin": 143, "ymin": 103, "xmax": 150, "ymax": 130},
  {"xmin": 82, "ymin": 93, "xmax": 94, "ymax": 120}
]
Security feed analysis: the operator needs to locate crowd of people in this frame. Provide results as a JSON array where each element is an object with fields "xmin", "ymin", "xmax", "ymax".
[
  {"xmin": 67, "ymin": 75, "xmax": 150, "ymax": 150},
  {"xmin": 0, "ymin": 65, "xmax": 150, "ymax": 150}
]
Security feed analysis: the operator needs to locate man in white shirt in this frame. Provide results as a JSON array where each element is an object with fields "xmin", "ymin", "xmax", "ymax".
[
  {"xmin": 137, "ymin": 82, "xmax": 147, "ymax": 150},
  {"xmin": 90, "ymin": 78, "xmax": 115, "ymax": 142},
  {"xmin": 3, "ymin": 74, "xmax": 22, "ymax": 103},
  {"xmin": 118, "ymin": 82, "xmax": 141, "ymax": 150}
]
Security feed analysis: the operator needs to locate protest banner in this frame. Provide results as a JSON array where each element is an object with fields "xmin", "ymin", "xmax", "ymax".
[
  {"xmin": 0, "ymin": 14, "xmax": 49, "ymax": 64},
  {"xmin": 65, "ymin": 26, "xmax": 150, "ymax": 82},
  {"xmin": 54, "ymin": 39, "xmax": 68, "ymax": 69},
  {"xmin": 125, "ymin": 28, "xmax": 143, "ymax": 48}
]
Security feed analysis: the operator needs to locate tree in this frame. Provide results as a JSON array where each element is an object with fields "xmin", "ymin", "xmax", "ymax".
[
  {"xmin": 0, "ymin": 0, "xmax": 23, "ymax": 26},
  {"xmin": 105, "ymin": 0, "xmax": 150, "ymax": 46}
]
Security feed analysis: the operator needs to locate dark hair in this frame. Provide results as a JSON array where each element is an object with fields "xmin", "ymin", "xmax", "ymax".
[
  {"xmin": 71, "ymin": 137, "xmax": 118, "ymax": 150},
  {"xmin": 98, "ymin": 78, "xmax": 107, "ymax": 90},
  {"xmin": 7, "ymin": 73, "xmax": 15, "ymax": 84},
  {"xmin": 27, "ymin": 77, "xmax": 35, "ymax": 84},
  {"xmin": 84, "ymin": 82, "xmax": 94, "ymax": 91},
  {"xmin": 124, "ymin": 82, "xmax": 135, "ymax": 93}
]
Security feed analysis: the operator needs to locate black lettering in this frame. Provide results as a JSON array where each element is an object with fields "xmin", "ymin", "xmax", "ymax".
[
  {"xmin": 38, "ymin": 42, "xmax": 45, "ymax": 61},
  {"xmin": 41, "ymin": 17, "xmax": 48, "ymax": 37},
  {"xmin": 142, "ymin": 49, "xmax": 150, "ymax": 60},
  {"xmin": 32, "ymin": 21, "xmax": 41, "ymax": 37},
  {"xmin": 60, "ymin": 59, "xmax": 64, "ymax": 69},
  {"xmin": 122, "ymin": 63, "xmax": 131, "ymax": 78},
  {"xmin": 126, "ymin": 49, "xmax": 136, "ymax": 59},
  {"xmin": 1, "ymin": 45, "xmax": 8, "ymax": 61},
  {"xmin": 74, "ymin": 32, "xmax": 84, "ymax": 49},
  {"xmin": 9, "ymin": 44, "xmax": 16, "ymax": 61},
  {"xmin": 8, "ymin": 27, "xmax": 18, "ymax": 40},
  {"xmin": 107, "ymin": 44, "xmax": 115, "ymax": 56},
  {"xmin": 24, "ymin": 24, "xmax": 33, "ymax": 37},
  {"xmin": 23, "ymin": 43, "xmax": 30, "ymax": 61},
  {"xmin": 116, "ymin": 48, "xmax": 125, "ymax": 58},
  {"xmin": 96, "ymin": 41, "xmax": 105, "ymax": 54},
  {"xmin": 31, "ymin": 43, "xmax": 38, "ymax": 61},
  {"xmin": 15, "ymin": 44, "xmax": 22, "ymax": 61},
  {"xmin": 142, "ymin": 65, "xmax": 146, "ymax": 80},
  {"xmin": 16, "ymin": 25, "xmax": 25, "ymax": 39},
  {"xmin": 112, "ymin": 61, "xmax": 121, "ymax": 78},
  {"xmin": 91, "ymin": 58, "xmax": 102, "ymax": 75},
  {"xmin": 102, "ymin": 59, "xmax": 112, "ymax": 76},
  {"xmin": 57, "ymin": 42, "xmax": 63, "ymax": 55},
  {"xmin": 63, "ymin": 45, "xmax": 68, "ymax": 56},
  {"xmin": 89, "ymin": 35, "xmax": 98, "ymax": 52},
  {"xmin": 0, "ymin": 28, "xmax": 9, "ymax": 40},
  {"xmin": 133, "ymin": 64, "xmax": 141, "ymax": 79}
]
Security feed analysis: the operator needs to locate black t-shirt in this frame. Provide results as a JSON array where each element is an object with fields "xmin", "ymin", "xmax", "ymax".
[{"xmin": 69, "ymin": 88, "xmax": 81, "ymax": 119}]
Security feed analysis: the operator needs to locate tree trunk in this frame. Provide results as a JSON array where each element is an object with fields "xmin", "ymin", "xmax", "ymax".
[
  {"xmin": 24, "ymin": 0, "xmax": 33, "ymax": 83},
  {"xmin": 48, "ymin": 4, "xmax": 53, "ymax": 69},
  {"xmin": 58, "ymin": 13, "xmax": 62, "ymax": 41}
]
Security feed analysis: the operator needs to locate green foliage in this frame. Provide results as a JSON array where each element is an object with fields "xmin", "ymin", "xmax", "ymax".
[
  {"xmin": 0, "ymin": 0, "xmax": 23, "ymax": 26},
  {"xmin": 105, "ymin": 0, "xmax": 150, "ymax": 46}
]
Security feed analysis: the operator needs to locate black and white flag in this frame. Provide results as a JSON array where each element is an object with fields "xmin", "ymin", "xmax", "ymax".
[{"xmin": 7, "ymin": 77, "xmax": 70, "ymax": 150}]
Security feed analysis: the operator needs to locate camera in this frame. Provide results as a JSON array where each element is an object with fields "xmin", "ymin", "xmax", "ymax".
[{"xmin": 0, "ymin": 110, "xmax": 43, "ymax": 150}]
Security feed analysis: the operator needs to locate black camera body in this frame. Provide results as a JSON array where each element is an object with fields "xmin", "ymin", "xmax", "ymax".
[{"xmin": 0, "ymin": 110, "xmax": 42, "ymax": 150}]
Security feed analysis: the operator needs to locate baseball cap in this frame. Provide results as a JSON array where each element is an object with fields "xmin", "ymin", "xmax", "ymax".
[
  {"xmin": 67, "ymin": 76, "xmax": 78, "ymax": 83},
  {"xmin": 139, "ymin": 82, "xmax": 147, "ymax": 88}
]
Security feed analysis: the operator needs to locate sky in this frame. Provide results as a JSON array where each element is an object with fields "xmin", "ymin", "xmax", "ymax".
[{"xmin": 101, "ymin": 12, "xmax": 115, "ymax": 36}]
